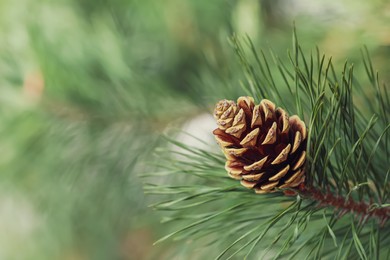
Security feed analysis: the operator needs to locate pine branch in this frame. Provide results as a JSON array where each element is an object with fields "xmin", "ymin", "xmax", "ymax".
[
  {"xmin": 299, "ymin": 186, "xmax": 389, "ymax": 226},
  {"xmin": 146, "ymin": 29, "xmax": 390, "ymax": 259}
]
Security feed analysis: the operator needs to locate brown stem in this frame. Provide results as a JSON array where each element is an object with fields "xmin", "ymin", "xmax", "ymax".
[{"xmin": 296, "ymin": 185, "xmax": 389, "ymax": 226}]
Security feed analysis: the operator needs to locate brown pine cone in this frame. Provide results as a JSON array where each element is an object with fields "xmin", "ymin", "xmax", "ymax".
[{"xmin": 213, "ymin": 96, "xmax": 307, "ymax": 194}]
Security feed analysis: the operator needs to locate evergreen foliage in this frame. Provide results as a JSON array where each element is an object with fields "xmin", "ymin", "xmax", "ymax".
[
  {"xmin": 1, "ymin": 0, "xmax": 389, "ymax": 259},
  {"xmin": 147, "ymin": 30, "xmax": 390, "ymax": 259}
]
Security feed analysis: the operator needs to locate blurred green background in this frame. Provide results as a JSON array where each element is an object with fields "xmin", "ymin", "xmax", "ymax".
[{"xmin": 0, "ymin": 0, "xmax": 389, "ymax": 259}]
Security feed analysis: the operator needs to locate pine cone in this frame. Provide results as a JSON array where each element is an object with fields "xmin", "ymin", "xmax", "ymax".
[{"xmin": 213, "ymin": 96, "xmax": 307, "ymax": 194}]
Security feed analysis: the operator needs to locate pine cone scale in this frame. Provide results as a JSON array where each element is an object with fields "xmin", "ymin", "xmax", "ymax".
[
  {"xmin": 291, "ymin": 151, "xmax": 306, "ymax": 171},
  {"xmin": 260, "ymin": 181, "xmax": 279, "ymax": 190},
  {"xmin": 240, "ymin": 128, "xmax": 260, "ymax": 147},
  {"xmin": 241, "ymin": 172, "xmax": 265, "ymax": 181},
  {"xmin": 269, "ymin": 165, "xmax": 290, "ymax": 181},
  {"xmin": 243, "ymin": 156, "xmax": 267, "ymax": 171},
  {"xmin": 271, "ymin": 144, "xmax": 291, "ymax": 165}
]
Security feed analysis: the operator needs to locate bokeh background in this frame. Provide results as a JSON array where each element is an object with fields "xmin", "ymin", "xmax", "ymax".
[{"xmin": 0, "ymin": 0, "xmax": 389, "ymax": 259}]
